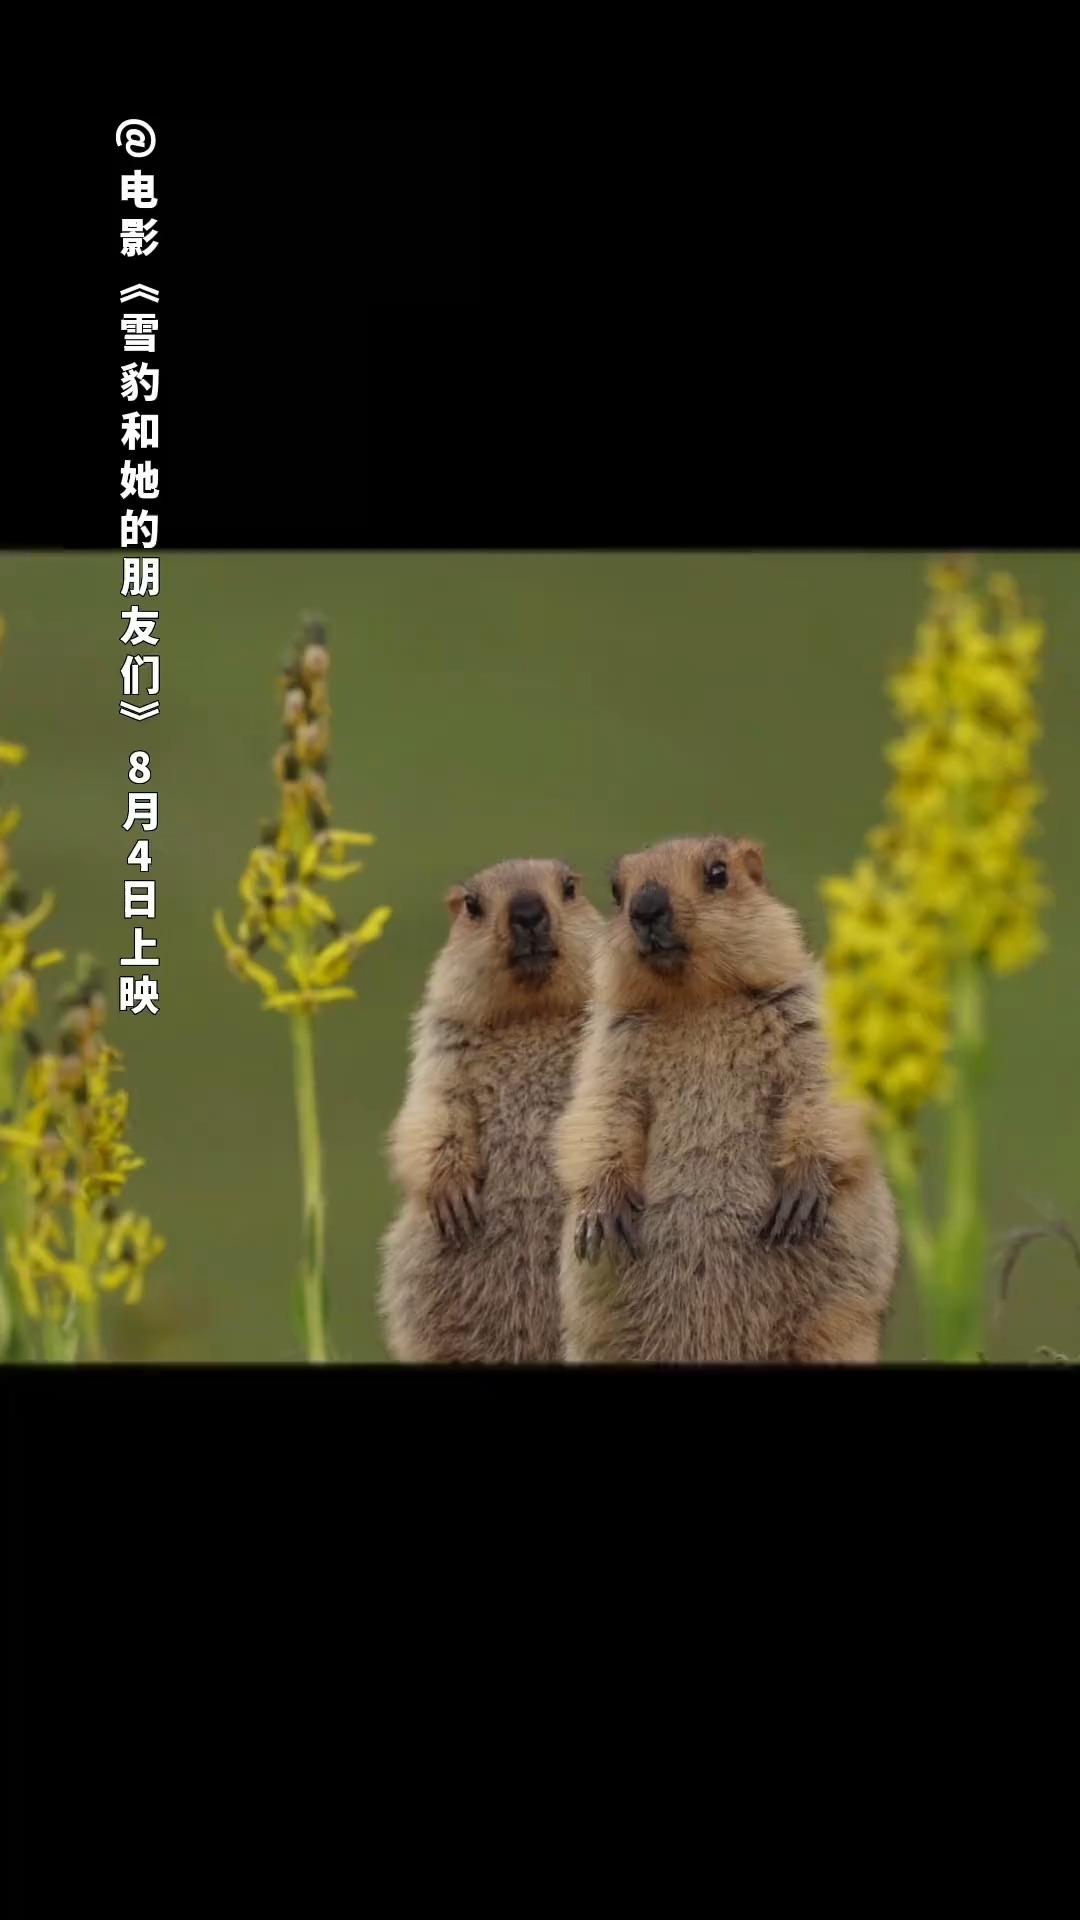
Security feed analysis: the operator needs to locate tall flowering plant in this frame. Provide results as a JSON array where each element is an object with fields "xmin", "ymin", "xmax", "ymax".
[
  {"xmin": 821, "ymin": 560, "xmax": 1049, "ymax": 1360},
  {"xmin": 1, "ymin": 620, "xmax": 163, "ymax": 1363},
  {"xmin": 214, "ymin": 616, "xmax": 391, "ymax": 1362}
]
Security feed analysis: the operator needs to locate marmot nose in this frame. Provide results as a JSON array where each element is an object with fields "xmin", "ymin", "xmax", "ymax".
[
  {"xmin": 509, "ymin": 890, "xmax": 549, "ymax": 930},
  {"xmin": 630, "ymin": 881, "xmax": 671, "ymax": 927}
]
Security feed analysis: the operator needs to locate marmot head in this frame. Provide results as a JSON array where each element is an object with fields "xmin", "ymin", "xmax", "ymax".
[
  {"xmin": 427, "ymin": 858, "xmax": 603, "ymax": 1025},
  {"xmin": 599, "ymin": 836, "xmax": 810, "ymax": 1009}
]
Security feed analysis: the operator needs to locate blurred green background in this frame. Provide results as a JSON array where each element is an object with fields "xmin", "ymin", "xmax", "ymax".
[{"xmin": 1, "ymin": 552, "xmax": 1076, "ymax": 1361}]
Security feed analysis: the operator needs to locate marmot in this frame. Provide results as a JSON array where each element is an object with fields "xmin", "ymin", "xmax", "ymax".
[
  {"xmin": 555, "ymin": 836, "xmax": 899, "ymax": 1363},
  {"xmin": 379, "ymin": 858, "xmax": 603, "ymax": 1363}
]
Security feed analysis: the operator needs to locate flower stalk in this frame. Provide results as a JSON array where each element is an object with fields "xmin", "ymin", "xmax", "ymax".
[
  {"xmin": 1, "ymin": 619, "xmax": 163, "ymax": 1363},
  {"xmin": 821, "ymin": 559, "xmax": 1049, "ymax": 1360},
  {"xmin": 213, "ymin": 614, "xmax": 391, "ymax": 1362},
  {"xmin": 290, "ymin": 1008, "xmax": 328, "ymax": 1362}
]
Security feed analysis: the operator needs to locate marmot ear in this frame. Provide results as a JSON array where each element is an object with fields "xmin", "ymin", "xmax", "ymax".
[
  {"xmin": 741, "ymin": 842, "xmax": 766, "ymax": 886},
  {"xmin": 445, "ymin": 884, "xmax": 467, "ymax": 920}
]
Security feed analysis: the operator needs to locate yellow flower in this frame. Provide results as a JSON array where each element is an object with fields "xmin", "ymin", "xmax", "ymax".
[
  {"xmin": 298, "ymin": 886, "xmax": 337, "ymax": 928},
  {"xmin": 927, "ymin": 556, "xmax": 976, "ymax": 595},
  {"xmin": 100, "ymin": 1211, "xmax": 166, "ymax": 1305},
  {"xmin": 6, "ymin": 890, "xmax": 57, "ymax": 940},
  {"xmin": 1, "ymin": 954, "xmax": 164, "ymax": 1335},
  {"xmin": 988, "ymin": 570, "xmax": 1019, "ymax": 605},
  {"xmin": 307, "ymin": 908, "xmax": 393, "ymax": 987},
  {"xmin": 0, "ymin": 969, "xmax": 40, "ymax": 1032},
  {"xmin": 212, "ymin": 909, "xmax": 281, "ymax": 999},
  {"xmin": 986, "ymin": 915, "xmax": 1047, "ymax": 976},
  {"xmin": 299, "ymin": 835, "xmax": 370, "ymax": 884},
  {"xmin": 325, "ymin": 831, "xmax": 376, "ymax": 853},
  {"xmin": 5, "ymin": 1235, "xmax": 41, "ymax": 1320},
  {"xmin": 5, "ymin": 1230, "xmax": 96, "ymax": 1319}
]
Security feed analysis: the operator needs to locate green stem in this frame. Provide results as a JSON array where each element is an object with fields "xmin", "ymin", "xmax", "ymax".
[
  {"xmin": 935, "ymin": 954, "xmax": 988, "ymax": 1362},
  {"xmin": 0, "ymin": 1030, "xmax": 33, "ymax": 1360},
  {"xmin": 40, "ymin": 1311, "xmax": 75, "ymax": 1364},
  {"xmin": 0, "ymin": 1028, "xmax": 18, "ymax": 1116},
  {"xmin": 0, "ymin": 1031, "xmax": 18, "ymax": 1355},
  {"xmin": 289, "ymin": 1010, "xmax": 328, "ymax": 1363},
  {"xmin": 882, "ymin": 1124, "xmax": 938, "ymax": 1323},
  {"xmin": 0, "ymin": 1263, "xmax": 11, "ymax": 1361},
  {"xmin": 73, "ymin": 1205, "xmax": 103, "ymax": 1363}
]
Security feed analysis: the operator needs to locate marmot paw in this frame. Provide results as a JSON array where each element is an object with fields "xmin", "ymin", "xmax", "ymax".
[
  {"xmin": 429, "ymin": 1178, "xmax": 484, "ymax": 1242},
  {"xmin": 573, "ymin": 1187, "xmax": 644, "ymax": 1264},
  {"xmin": 761, "ymin": 1167, "xmax": 831, "ymax": 1246}
]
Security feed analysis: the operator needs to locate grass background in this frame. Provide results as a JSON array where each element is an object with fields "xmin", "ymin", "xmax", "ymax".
[{"xmin": 1, "ymin": 550, "xmax": 1076, "ymax": 1362}]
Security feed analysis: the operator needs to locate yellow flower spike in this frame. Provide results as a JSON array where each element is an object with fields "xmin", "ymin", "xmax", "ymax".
[
  {"xmin": 313, "ymin": 861, "xmax": 364, "ymax": 882},
  {"xmin": 0, "ymin": 807, "xmax": 22, "ymax": 836},
  {"xmin": 0, "ymin": 742, "xmax": 28, "ymax": 766},
  {"xmin": 31, "ymin": 949, "xmax": 65, "ymax": 971},
  {"xmin": 823, "ymin": 556, "xmax": 1048, "ymax": 1140}
]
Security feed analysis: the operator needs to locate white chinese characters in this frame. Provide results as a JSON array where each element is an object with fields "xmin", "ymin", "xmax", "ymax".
[
  {"xmin": 118, "ymin": 157, "xmax": 163, "ymax": 1015},
  {"xmin": 121, "ymin": 218, "xmax": 159, "ymax": 257}
]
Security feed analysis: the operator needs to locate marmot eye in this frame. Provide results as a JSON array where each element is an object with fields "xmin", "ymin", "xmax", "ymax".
[
  {"xmin": 562, "ymin": 877, "xmax": 576, "ymax": 901},
  {"xmin": 705, "ymin": 860, "xmax": 729, "ymax": 891},
  {"xmin": 611, "ymin": 879, "xmax": 623, "ymax": 907},
  {"xmin": 464, "ymin": 893, "xmax": 483, "ymax": 919}
]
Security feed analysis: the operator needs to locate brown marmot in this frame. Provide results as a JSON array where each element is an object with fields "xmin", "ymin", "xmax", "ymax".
[
  {"xmin": 555, "ymin": 836, "xmax": 899, "ymax": 1363},
  {"xmin": 379, "ymin": 858, "xmax": 602, "ymax": 1363}
]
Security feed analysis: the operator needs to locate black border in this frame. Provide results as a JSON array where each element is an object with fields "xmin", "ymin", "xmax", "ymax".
[{"xmin": 1, "ymin": 114, "xmax": 1061, "ymax": 549}]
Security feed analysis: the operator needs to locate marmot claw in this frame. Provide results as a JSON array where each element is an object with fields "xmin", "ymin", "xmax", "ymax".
[
  {"xmin": 761, "ymin": 1172, "xmax": 831, "ymax": 1247},
  {"xmin": 574, "ymin": 1190, "xmax": 644, "ymax": 1263},
  {"xmin": 430, "ymin": 1179, "xmax": 484, "ymax": 1242}
]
